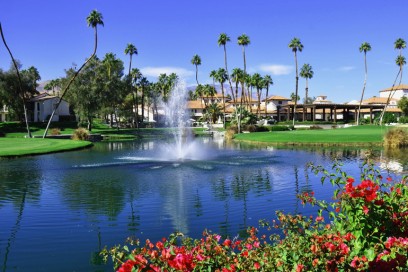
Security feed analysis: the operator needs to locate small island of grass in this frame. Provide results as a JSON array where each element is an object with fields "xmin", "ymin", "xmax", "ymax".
[{"xmin": 233, "ymin": 125, "xmax": 397, "ymax": 146}]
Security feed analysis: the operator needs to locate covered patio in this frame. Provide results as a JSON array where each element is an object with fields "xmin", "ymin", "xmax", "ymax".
[{"xmin": 278, "ymin": 103, "xmax": 386, "ymax": 123}]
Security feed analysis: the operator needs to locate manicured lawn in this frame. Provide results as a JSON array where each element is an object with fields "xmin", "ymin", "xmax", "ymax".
[
  {"xmin": 0, "ymin": 138, "xmax": 92, "ymax": 157},
  {"xmin": 234, "ymin": 125, "xmax": 397, "ymax": 146}
]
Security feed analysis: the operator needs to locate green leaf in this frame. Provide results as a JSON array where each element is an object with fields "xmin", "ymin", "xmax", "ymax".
[{"xmin": 364, "ymin": 248, "xmax": 376, "ymax": 261}]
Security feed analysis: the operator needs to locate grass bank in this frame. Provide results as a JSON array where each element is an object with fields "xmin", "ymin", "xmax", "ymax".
[
  {"xmin": 234, "ymin": 125, "xmax": 397, "ymax": 146},
  {"xmin": 0, "ymin": 138, "xmax": 92, "ymax": 157}
]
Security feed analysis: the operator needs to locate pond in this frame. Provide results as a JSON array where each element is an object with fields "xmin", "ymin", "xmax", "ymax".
[{"xmin": 0, "ymin": 137, "xmax": 406, "ymax": 271}]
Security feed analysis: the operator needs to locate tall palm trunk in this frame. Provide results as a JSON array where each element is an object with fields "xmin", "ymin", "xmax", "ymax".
[
  {"xmin": 195, "ymin": 65, "xmax": 199, "ymax": 85},
  {"xmin": 221, "ymin": 83, "xmax": 226, "ymax": 129},
  {"xmin": 379, "ymin": 69, "xmax": 401, "ymax": 125},
  {"xmin": 293, "ymin": 51, "xmax": 299, "ymax": 126},
  {"xmin": 43, "ymin": 25, "xmax": 99, "ymax": 138},
  {"xmin": 357, "ymin": 52, "xmax": 368, "ymax": 125},
  {"xmin": 265, "ymin": 86, "xmax": 269, "ymax": 117},
  {"xmin": 224, "ymin": 45, "xmax": 235, "ymax": 104},
  {"xmin": 256, "ymin": 87, "xmax": 261, "ymax": 118},
  {"xmin": 242, "ymin": 47, "xmax": 248, "ymax": 110},
  {"xmin": 305, "ymin": 79, "xmax": 309, "ymax": 104},
  {"xmin": 0, "ymin": 23, "xmax": 32, "ymax": 138},
  {"xmin": 141, "ymin": 86, "xmax": 145, "ymax": 124}
]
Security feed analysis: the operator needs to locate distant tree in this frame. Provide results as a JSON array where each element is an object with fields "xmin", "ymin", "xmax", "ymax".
[
  {"xmin": 191, "ymin": 54, "xmax": 201, "ymax": 85},
  {"xmin": 101, "ymin": 52, "xmax": 124, "ymax": 129},
  {"xmin": 251, "ymin": 73, "xmax": 263, "ymax": 118},
  {"xmin": 290, "ymin": 92, "xmax": 300, "ymax": 102},
  {"xmin": 138, "ymin": 77, "xmax": 150, "ymax": 123},
  {"xmin": 231, "ymin": 68, "xmax": 244, "ymax": 104},
  {"xmin": 214, "ymin": 68, "xmax": 228, "ymax": 128},
  {"xmin": 205, "ymin": 102, "xmax": 221, "ymax": 124},
  {"xmin": 125, "ymin": 43, "xmax": 138, "ymax": 127},
  {"xmin": 44, "ymin": 78, "xmax": 62, "ymax": 96},
  {"xmin": 300, "ymin": 63, "xmax": 314, "ymax": 104},
  {"xmin": 262, "ymin": 75, "xmax": 273, "ymax": 117},
  {"xmin": 218, "ymin": 33, "xmax": 234, "ymax": 106},
  {"xmin": 288, "ymin": 37, "xmax": 303, "ymax": 126},
  {"xmin": 0, "ymin": 63, "xmax": 39, "ymax": 126},
  {"xmin": 238, "ymin": 34, "xmax": 250, "ymax": 106},
  {"xmin": 398, "ymin": 96, "xmax": 408, "ymax": 116},
  {"xmin": 231, "ymin": 67, "xmax": 245, "ymax": 133},
  {"xmin": 357, "ymin": 42, "xmax": 371, "ymax": 125},
  {"xmin": 64, "ymin": 57, "xmax": 105, "ymax": 131},
  {"xmin": 43, "ymin": 10, "xmax": 104, "ymax": 137}
]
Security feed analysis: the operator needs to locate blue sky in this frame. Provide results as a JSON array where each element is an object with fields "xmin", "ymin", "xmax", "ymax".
[{"xmin": 1, "ymin": 0, "xmax": 407, "ymax": 103}]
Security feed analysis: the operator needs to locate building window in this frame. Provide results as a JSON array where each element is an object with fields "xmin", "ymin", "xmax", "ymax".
[{"xmin": 278, "ymin": 101, "xmax": 282, "ymax": 105}]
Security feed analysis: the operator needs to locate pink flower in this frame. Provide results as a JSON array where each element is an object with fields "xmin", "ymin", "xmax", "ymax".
[
  {"xmin": 315, "ymin": 216, "xmax": 324, "ymax": 222},
  {"xmin": 296, "ymin": 263, "xmax": 305, "ymax": 272},
  {"xmin": 362, "ymin": 205, "xmax": 369, "ymax": 215},
  {"xmin": 254, "ymin": 262, "xmax": 261, "ymax": 269}
]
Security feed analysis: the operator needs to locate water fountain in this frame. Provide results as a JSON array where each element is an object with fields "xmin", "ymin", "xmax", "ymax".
[{"xmin": 160, "ymin": 81, "xmax": 204, "ymax": 161}]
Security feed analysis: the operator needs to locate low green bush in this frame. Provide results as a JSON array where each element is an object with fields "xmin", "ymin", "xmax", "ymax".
[
  {"xmin": 398, "ymin": 116, "xmax": 408, "ymax": 124},
  {"xmin": 268, "ymin": 125, "xmax": 290, "ymax": 131}
]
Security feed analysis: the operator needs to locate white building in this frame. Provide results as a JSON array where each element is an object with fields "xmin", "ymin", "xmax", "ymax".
[
  {"xmin": 379, "ymin": 84, "xmax": 408, "ymax": 100},
  {"xmin": 0, "ymin": 105, "xmax": 9, "ymax": 122},
  {"xmin": 30, "ymin": 93, "xmax": 70, "ymax": 122}
]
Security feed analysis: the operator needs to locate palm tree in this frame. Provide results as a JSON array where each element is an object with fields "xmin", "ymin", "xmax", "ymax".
[
  {"xmin": 205, "ymin": 103, "xmax": 221, "ymax": 124},
  {"xmin": 238, "ymin": 34, "xmax": 250, "ymax": 107},
  {"xmin": 191, "ymin": 54, "xmax": 201, "ymax": 85},
  {"xmin": 102, "ymin": 52, "xmax": 121, "ymax": 128},
  {"xmin": 357, "ymin": 42, "xmax": 371, "ymax": 125},
  {"xmin": 231, "ymin": 68, "xmax": 245, "ymax": 133},
  {"xmin": 131, "ymin": 68, "xmax": 142, "ymax": 126},
  {"xmin": 237, "ymin": 34, "xmax": 250, "ymax": 74},
  {"xmin": 218, "ymin": 33, "xmax": 234, "ymax": 106},
  {"xmin": 231, "ymin": 68, "xmax": 244, "ymax": 104},
  {"xmin": 300, "ymin": 64, "xmax": 314, "ymax": 104},
  {"xmin": 43, "ymin": 10, "xmax": 103, "ymax": 138},
  {"xmin": 139, "ymin": 77, "xmax": 149, "ymax": 123},
  {"xmin": 251, "ymin": 73, "xmax": 263, "ymax": 118},
  {"xmin": 262, "ymin": 75, "xmax": 273, "ymax": 117},
  {"xmin": 288, "ymin": 37, "xmax": 303, "ymax": 126},
  {"xmin": 125, "ymin": 43, "xmax": 138, "ymax": 127},
  {"xmin": 214, "ymin": 68, "xmax": 228, "ymax": 128},
  {"xmin": 195, "ymin": 84, "xmax": 205, "ymax": 109}
]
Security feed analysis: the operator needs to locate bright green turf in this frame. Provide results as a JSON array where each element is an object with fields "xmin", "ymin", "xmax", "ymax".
[
  {"xmin": 234, "ymin": 125, "xmax": 396, "ymax": 145},
  {"xmin": 0, "ymin": 138, "xmax": 92, "ymax": 157}
]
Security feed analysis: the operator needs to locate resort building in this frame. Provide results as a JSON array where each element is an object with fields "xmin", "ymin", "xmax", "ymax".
[
  {"xmin": 0, "ymin": 105, "xmax": 9, "ymax": 122},
  {"xmin": 379, "ymin": 84, "xmax": 408, "ymax": 100},
  {"xmin": 29, "ymin": 93, "xmax": 71, "ymax": 122}
]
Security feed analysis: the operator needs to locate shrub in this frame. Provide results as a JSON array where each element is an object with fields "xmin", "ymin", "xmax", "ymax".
[
  {"xmin": 244, "ymin": 124, "xmax": 258, "ymax": 133},
  {"xmin": 72, "ymin": 128, "xmax": 89, "ymax": 141},
  {"xmin": 269, "ymin": 125, "xmax": 290, "ymax": 132},
  {"xmin": 50, "ymin": 128, "xmax": 61, "ymax": 136},
  {"xmin": 255, "ymin": 126, "xmax": 269, "ymax": 132},
  {"xmin": 309, "ymin": 125, "xmax": 323, "ymax": 130},
  {"xmin": 384, "ymin": 128, "xmax": 408, "ymax": 147},
  {"xmin": 398, "ymin": 116, "xmax": 408, "ymax": 124},
  {"xmin": 102, "ymin": 162, "xmax": 408, "ymax": 272}
]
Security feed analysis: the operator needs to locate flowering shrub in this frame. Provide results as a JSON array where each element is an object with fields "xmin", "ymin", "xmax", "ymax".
[{"xmin": 101, "ymin": 161, "xmax": 408, "ymax": 271}]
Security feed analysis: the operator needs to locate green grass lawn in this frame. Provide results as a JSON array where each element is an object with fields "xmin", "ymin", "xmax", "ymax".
[
  {"xmin": 0, "ymin": 138, "xmax": 93, "ymax": 157},
  {"xmin": 234, "ymin": 125, "xmax": 397, "ymax": 146}
]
